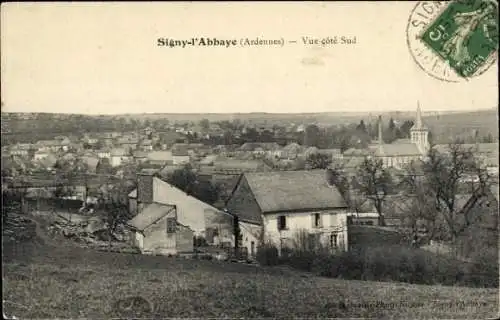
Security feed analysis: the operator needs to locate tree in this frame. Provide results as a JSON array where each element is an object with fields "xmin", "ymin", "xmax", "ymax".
[
  {"xmin": 94, "ymin": 140, "xmax": 104, "ymax": 150},
  {"xmin": 354, "ymin": 158, "xmax": 393, "ymax": 226},
  {"xmin": 98, "ymin": 180, "xmax": 132, "ymax": 250},
  {"xmin": 383, "ymin": 118, "xmax": 398, "ymax": 143},
  {"xmin": 399, "ymin": 120, "xmax": 414, "ymax": 139},
  {"xmin": 305, "ymin": 153, "xmax": 332, "ymax": 169},
  {"xmin": 326, "ymin": 166, "xmax": 365, "ymax": 213},
  {"xmin": 166, "ymin": 165, "xmax": 220, "ymax": 205},
  {"xmin": 304, "ymin": 124, "xmax": 320, "ymax": 147},
  {"xmin": 53, "ymin": 159, "xmax": 83, "ymax": 201},
  {"xmin": 199, "ymin": 119, "xmax": 210, "ymax": 131},
  {"xmin": 421, "ymin": 142, "xmax": 493, "ymax": 250},
  {"xmin": 482, "ymin": 133, "xmax": 494, "ymax": 143},
  {"xmin": 191, "ymin": 180, "xmax": 220, "ymax": 205},
  {"xmin": 356, "ymin": 120, "xmax": 367, "ymax": 134},
  {"xmin": 166, "ymin": 165, "xmax": 197, "ymax": 192},
  {"xmin": 398, "ymin": 162, "xmax": 440, "ymax": 246}
]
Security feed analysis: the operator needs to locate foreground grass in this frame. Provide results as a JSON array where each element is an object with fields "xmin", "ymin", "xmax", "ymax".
[{"xmin": 3, "ymin": 240, "xmax": 498, "ymax": 319}]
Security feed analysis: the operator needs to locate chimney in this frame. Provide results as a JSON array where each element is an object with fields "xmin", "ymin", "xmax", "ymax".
[
  {"xmin": 473, "ymin": 129, "xmax": 479, "ymax": 152},
  {"xmin": 137, "ymin": 170, "xmax": 154, "ymax": 210},
  {"xmin": 378, "ymin": 115, "xmax": 383, "ymax": 146}
]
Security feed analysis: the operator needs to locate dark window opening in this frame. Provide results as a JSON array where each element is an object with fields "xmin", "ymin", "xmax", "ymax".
[
  {"xmin": 314, "ymin": 213, "xmax": 321, "ymax": 228},
  {"xmin": 166, "ymin": 218, "xmax": 176, "ymax": 234},
  {"xmin": 330, "ymin": 233, "xmax": 338, "ymax": 248},
  {"xmin": 277, "ymin": 215, "xmax": 287, "ymax": 230}
]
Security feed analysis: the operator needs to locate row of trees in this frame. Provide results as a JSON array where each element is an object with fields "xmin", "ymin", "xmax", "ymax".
[
  {"xmin": 321, "ymin": 143, "xmax": 496, "ymax": 259},
  {"xmin": 304, "ymin": 140, "xmax": 496, "ymax": 255}
]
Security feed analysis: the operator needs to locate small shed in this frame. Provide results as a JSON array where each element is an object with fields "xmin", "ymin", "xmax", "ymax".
[{"xmin": 127, "ymin": 203, "xmax": 194, "ymax": 255}]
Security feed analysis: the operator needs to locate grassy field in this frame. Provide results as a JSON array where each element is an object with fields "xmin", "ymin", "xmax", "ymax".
[{"xmin": 3, "ymin": 215, "xmax": 499, "ymax": 319}]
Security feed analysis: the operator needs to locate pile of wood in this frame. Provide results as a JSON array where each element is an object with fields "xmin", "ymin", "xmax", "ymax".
[
  {"xmin": 3, "ymin": 215, "xmax": 36, "ymax": 243},
  {"xmin": 46, "ymin": 219, "xmax": 103, "ymax": 244},
  {"xmin": 46, "ymin": 216, "xmax": 139, "ymax": 253}
]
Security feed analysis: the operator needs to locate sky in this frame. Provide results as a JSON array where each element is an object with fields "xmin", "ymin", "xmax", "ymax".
[{"xmin": 1, "ymin": 2, "xmax": 498, "ymax": 115}]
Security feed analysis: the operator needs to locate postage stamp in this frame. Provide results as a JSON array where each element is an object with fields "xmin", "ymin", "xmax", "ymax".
[{"xmin": 407, "ymin": 0, "xmax": 498, "ymax": 82}]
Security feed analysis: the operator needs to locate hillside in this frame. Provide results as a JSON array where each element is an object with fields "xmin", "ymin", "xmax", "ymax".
[
  {"xmin": 1, "ymin": 108, "xmax": 497, "ymax": 144},
  {"xmin": 2, "ymin": 213, "xmax": 499, "ymax": 319}
]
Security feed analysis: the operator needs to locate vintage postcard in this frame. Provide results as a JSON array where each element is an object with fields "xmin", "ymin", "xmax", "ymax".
[{"xmin": 1, "ymin": 1, "xmax": 498, "ymax": 319}]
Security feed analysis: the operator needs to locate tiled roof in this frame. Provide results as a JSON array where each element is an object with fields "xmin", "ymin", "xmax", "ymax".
[
  {"xmin": 111, "ymin": 148, "xmax": 128, "ymax": 156},
  {"xmin": 243, "ymin": 170, "xmax": 347, "ymax": 213},
  {"xmin": 147, "ymin": 151, "xmax": 173, "ymax": 162},
  {"xmin": 117, "ymin": 137, "xmax": 139, "ymax": 144},
  {"xmin": 239, "ymin": 142, "xmax": 280, "ymax": 151},
  {"xmin": 129, "ymin": 176, "xmax": 225, "ymax": 232},
  {"xmin": 133, "ymin": 151, "xmax": 148, "ymax": 158},
  {"xmin": 81, "ymin": 156, "xmax": 99, "ymax": 169},
  {"xmin": 318, "ymin": 148, "xmax": 342, "ymax": 155},
  {"xmin": 343, "ymin": 148, "xmax": 372, "ymax": 157},
  {"xmin": 282, "ymin": 142, "xmax": 303, "ymax": 153},
  {"xmin": 158, "ymin": 164, "xmax": 183, "ymax": 178},
  {"xmin": 393, "ymin": 139, "xmax": 412, "ymax": 144},
  {"xmin": 341, "ymin": 156, "xmax": 366, "ymax": 169},
  {"xmin": 199, "ymin": 155, "xmax": 219, "ymax": 165},
  {"xmin": 374, "ymin": 143, "xmax": 422, "ymax": 156},
  {"xmin": 214, "ymin": 159, "xmax": 270, "ymax": 172},
  {"xmin": 36, "ymin": 140, "xmax": 61, "ymax": 146},
  {"xmin": 304, "ymin": 146, "xmax": 319, "ymax": 155},
  {"xmin": 127, "ymin": 202, "xmax": 175, "ymax": 231},
  {"xmin": 12, "ymin": 143, "xmax": 33, "ymax": 150},
  {"xmin": 172, "ymin": 149, "xmax": 189, "ymax": 157},
  {"xmin": 37, "ymin": 154, "xmax": 58, "ymax": 168},
  {"xmin": 140, "ymin": 168, "xmax": 159, "ymax": 175}
]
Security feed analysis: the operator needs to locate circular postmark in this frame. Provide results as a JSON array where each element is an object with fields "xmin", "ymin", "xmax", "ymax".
[{"xmin": 407, "ymin": 0, "xmax": 498, "ymax": 82}]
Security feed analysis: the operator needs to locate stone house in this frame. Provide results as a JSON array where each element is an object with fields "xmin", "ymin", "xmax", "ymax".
[
  {"xmin": 127, "ymin": 203, "xmax": 194, "ymax": 255},
  {"xmin": 226, "ymin": 170, "xmax": 350, "ymax": 256},
  {"xmin": 127, "ymin": 171, "xmax": 235, "ymax": 251}
]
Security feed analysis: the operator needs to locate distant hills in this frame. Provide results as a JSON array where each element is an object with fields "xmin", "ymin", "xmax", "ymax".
[
  {"xmin": 2, "ymin": 107, "xmax": 497, "ymax": 124},
  {"xmin": 1, "ymin": 108, "xmax": 498, "ymax": 144}
]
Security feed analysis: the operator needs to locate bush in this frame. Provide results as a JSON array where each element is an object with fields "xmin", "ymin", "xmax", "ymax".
[
  {"xmin": 281, "ymin": 250, "xmax": 317, "ymax": 272},
  {"xmin": 256, "ymin": 243, "xmax": 279, "ymax": 266},
  {"xmin": 277, "ymin": 244, "xmax": 498, "ymax": 288}
]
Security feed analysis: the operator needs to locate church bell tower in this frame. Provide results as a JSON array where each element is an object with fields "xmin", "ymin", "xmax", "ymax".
[{"xmin": 410, "ymin": 102, "xmax": 429, "ymax": 154}]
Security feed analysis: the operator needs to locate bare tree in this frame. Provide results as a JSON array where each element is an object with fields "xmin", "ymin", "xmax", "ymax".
[
  {"xmin": 398, "ymin": 162, "xmax": 440, "ymax": 246},
  {"xmin": 326, "ymin": 165, "xmax": 364, "ymax": 214},
  {"xmin": 422, "ymin": 142, "xmax": 493, "ymax": 250},
  {"xmin": 353, "ymin": 158, "xmax": 393, "ymax": 226},
  {"xmin": 98, "ymin": 180, "xmax": 132, "ymax": 250}
]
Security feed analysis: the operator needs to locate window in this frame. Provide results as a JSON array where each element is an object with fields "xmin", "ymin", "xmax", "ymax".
[
  {"xmin": 212, "ymin": 227, "xmax": 219, "ymax": 237},
  {"xmin": 313, "ymin": 213, "xmax": 322, "ymax": 228},
  {"xmin": 166, "ymin": 218, "xmax": 176, "ymax": 234},
  {"xmin": 330, "ymin": 233, "xmax": 338, "ymax": 248},
  {"xmin": 277, "ymin": 215, "xmax": 287, "ymax": 230}
]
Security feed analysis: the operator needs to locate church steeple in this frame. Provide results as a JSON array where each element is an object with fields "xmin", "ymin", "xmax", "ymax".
[
  {"xmin": 415, "ymin": 101, "xmax": 423, "ymax": 129},
  {"xmin": 411, "ymin": 101, "xmax": 429, "ymax": 154}
]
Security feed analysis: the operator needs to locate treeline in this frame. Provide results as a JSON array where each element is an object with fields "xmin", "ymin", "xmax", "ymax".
[{"xmin": 2, "ymin": 112, "xmax": 497, "ymax": 148}]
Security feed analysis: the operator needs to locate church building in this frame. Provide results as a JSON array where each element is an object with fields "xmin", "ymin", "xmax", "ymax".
[{"xmin": 371, "ymin": 104, "xmax": 430, "ymax": 168}]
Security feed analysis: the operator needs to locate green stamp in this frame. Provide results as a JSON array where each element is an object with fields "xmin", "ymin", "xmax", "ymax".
[{"xmin": 407, "ymin": 0, "xmax": 498, "ymax": 81}]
